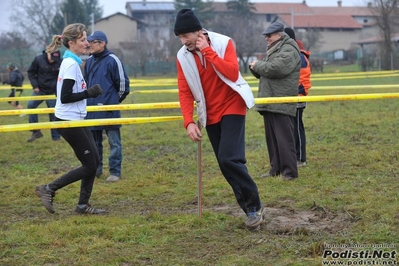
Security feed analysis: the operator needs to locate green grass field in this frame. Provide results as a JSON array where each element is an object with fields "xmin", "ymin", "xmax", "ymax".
[{"xmin": 0, "ymin": 67, "xmax": 398, "ymax": 265}]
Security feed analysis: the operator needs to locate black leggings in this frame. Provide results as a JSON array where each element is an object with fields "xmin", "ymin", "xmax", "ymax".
[
  {"xmin": 48, "ymin": 119, "xmax": 100, "ymax": 205},
  {"xmin": 8, "ymin": 88, "xmax": 23, "ymax": 106}
]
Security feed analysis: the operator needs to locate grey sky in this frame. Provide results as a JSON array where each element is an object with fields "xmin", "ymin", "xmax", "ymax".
[{"xmin": 0, "ymin": 0, "xmax": 364, "ymax": 33}]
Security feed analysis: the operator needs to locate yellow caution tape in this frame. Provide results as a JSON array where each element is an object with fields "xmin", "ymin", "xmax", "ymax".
[
  {"xmin": 0, "ymin": 95, "xmax": 55, "ymax": 102},
  {"xmin": 1, "ymin": 70, "xmax": 398, "ymax": 90},
  {"xmin": 254, "ymin": 93, "xmax": 399, "ymax": 104},
  {"xmin": 2, "ymin": 93, "xmax": 399, "ymax": 117},
  {"xmin": 0, "ymin": 116, "xmax": 184, "ymax": 132},
  {"xmin": 311, "ymin": 73, "xmax": 399, "ymax": 81},
  {"xmin": 310, "ymin": 84, "xmax": 399, "ymax": 90},
  {"xmin": 0, "ymin": 101, "xmax": 182, "ymax": 116},
  {"xmin": 5, "ymin": 83, "xmax": 392, "ymax": 97},
  {"xmin": 133, "ymin": 84, "xmax": 399, "ymax": 94}
]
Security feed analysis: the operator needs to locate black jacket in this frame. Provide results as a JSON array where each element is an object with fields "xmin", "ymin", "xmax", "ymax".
[
  {"xmin": 27, "ymin": 51, "xmax": 62, "ymax": 95},
  {"xmin": 4, "ymin": 69, "xmax": 24, "ymax": 87}
]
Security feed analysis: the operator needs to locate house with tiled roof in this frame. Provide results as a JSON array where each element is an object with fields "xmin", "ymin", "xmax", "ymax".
[
  {"xmin": 125, "ymin": 1, "xmax": 175, "ymax": 42},
  {"xmin": 311, "ymin": 3, "xmax": 375, "ymax": 27},
  {"xmin": 213, "ymin": 1, "xmax": 375, "ymax": 53},
  {"xmin": 91, "ymin": 12, "xmax": 139, "ymax": 49},
  {"xmin": 277, "ymin": 14, "xmax": 363, "ymax": 52},
  {"xmin": 94, "ymin": 1, "xmax": 378, "ymax": 60}
]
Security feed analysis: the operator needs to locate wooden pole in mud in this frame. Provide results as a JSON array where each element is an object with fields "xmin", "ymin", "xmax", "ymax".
[{"xmin": 197, "ymin": 121, "xmax": 203, "ymax": 218}]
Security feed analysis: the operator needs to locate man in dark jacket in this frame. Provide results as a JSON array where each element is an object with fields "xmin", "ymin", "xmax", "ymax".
[
  {"xmin": 85, "ymin": 31, "xmax": 130, "ymax": 183},
  {"xmin": 284, "ymin": 27, "xmax": 312, "ymax": 168},
  {"xmin": 27, "ymin": 50, "xmax": 62, "ymax": 142},
  {"xmin": 3, "ymin": 62, "xmax": 24, "ymax": 112},
  {"xmin": 249, "ymin": 22, "xmax": 301, "ymax": 180}
]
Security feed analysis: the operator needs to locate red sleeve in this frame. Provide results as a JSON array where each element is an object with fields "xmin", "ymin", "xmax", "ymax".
[
  {"xmin": 200, "ymin": 39, "xmax": 239, "ymax": 82},
  {"xmin": 177, "ymin": 60, "xmax": 195, "ymax": 128}
]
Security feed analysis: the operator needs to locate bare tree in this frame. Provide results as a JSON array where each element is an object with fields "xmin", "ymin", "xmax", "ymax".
[
  {"xmin": 369, "ymin": 0, "xmax": 399, "ymax": 70},
  {"xmin": 0, "ymin": 31, "xmax": 34, "ymax": 71},
  {"xmin": 297, "ymin": 29, "xmax": 324, "ymax": 53},
  {"xmin": 213, "ymin": 16, "xmax": 264, "ymax": 73},
  {"xmin": 174, "ymin": 0, "xmax": 214, "ymax": 29},
  {"xmin": 210, "ymin": 0, "xmax": 264, "ymax": 73},
  {"xmin": 126, "ymin": 33, "xmax": 156, "ymax": 76},
  {"xmin": 10, "ymin": 0, "xmax": 59, "ymax": 49},
  {"xmin": 167, "ymin": 32, "xmax": 184, "ymax": 61}
]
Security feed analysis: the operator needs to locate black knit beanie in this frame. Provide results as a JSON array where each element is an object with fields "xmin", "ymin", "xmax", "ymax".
[
  {"xmin": 174, "ymin": 9, "xmax": 202, "ymax": 36},
  {"xmin": 284, "ymin": 27, "xmax": 296, "ymax": 40}
]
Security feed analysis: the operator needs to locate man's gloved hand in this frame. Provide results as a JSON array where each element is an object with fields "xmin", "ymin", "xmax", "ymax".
[{"xmin": 86, "ymin": 84, "xmax": 103, "ymax": 98}]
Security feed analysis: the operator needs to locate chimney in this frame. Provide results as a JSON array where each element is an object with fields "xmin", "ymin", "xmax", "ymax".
[
  {"xmin": 367, "ymin": 2, "xmax": 372, "ymax": 7},
  {"xmin": 302, "ymin": 0, "xmax": 306, "ymax": 4},
  {"xmin": 338, "ymin": 1, "xmax": 342, "ymax": 7}
]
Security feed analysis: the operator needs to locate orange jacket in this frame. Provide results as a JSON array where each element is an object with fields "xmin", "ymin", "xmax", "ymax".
[{"xmin": 296, "ymin": 40, "xmax": 311, "ymax": 96}]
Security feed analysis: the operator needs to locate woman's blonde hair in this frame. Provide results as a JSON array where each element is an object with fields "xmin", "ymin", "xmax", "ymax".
[{"xmin": 46, "ymin": 23, "xmax": 87, "ymax": 53}]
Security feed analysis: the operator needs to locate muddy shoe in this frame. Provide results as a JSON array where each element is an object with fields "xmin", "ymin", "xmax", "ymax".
[
  {"xmin": 28, "ymin": 131, "xmax": 43, "ymax": 142},
  {"xmin": 260, "ymin": 172, "xmax": 278, "ymax": 178},
  {"xmin": 35, "ymin": 185, "xmax": 55, "ymax": 213},
  {"xmin": 245, "ymin": 206, "xmax": 266, "ymax": 231},
  {"xmin": 282, "ymin": 176, "xmax": 297, "ymax": 181},
  {"xmin": 95, "ymin": 170, "xmax": 102, "ymax": 178},
  {"xmin": 105, "ymin": 175, "xmax": 120, "ymax": 183},
  {"xmin": 75, "ymin": 204, "xmax": 107, "ymax": 214},
  {"xmin": 297, "ymin": 161, "xmax": 307, "ymax": 168}
]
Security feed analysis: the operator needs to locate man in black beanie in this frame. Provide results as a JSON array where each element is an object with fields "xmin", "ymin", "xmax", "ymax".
[{"xmin": 174, "ymin": 8, "xmax": 266, "ymax": 231}]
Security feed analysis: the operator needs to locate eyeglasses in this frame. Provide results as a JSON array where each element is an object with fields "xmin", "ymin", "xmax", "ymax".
[
  {"xmin": 88, "ymin": 40, "xmax": 102, "ymax": 44},
  {"xmin": 265, "ymin": 33, "xmax": 274, "ymax": 38}
]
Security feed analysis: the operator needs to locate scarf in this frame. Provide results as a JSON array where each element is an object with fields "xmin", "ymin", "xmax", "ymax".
[
  {"xmin": 63, "ymin": 50, "xmax": 83, "ymax": 65},
  {"xmin": 266, "ymin": 38, "xmax": 282, "ymax": 58}
]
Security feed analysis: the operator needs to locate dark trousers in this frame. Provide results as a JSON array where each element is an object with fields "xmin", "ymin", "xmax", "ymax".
[
  {"xmin": 48, "ymin": 124, "xmax": 100, "ymax": 205},
  {"xmin": 206, "ymin": 115, "xmax": 262, "ymax": 214},
  {"xmin": 8, "ymin": 88, "xmax": 23, "ymax": 106},
  {"xmin": 28, "ymin": 90, "xmax": 60, "ymax": 140},
  {"xmin": 294, "ymin": 107, "xmax": 306, "ymax": 162},
  {"xmin": 262, "ymin": 111, "xmax": 298, "ymax": 178}
]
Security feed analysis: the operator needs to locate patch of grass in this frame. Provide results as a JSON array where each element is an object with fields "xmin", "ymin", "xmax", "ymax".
[
  {"xmin": 0, "ymin": 72, "xmax": 398, "ymax": 265},
  {"xmin": 323, "ymin": 63, "xmax": 362, "ymax": 73}
]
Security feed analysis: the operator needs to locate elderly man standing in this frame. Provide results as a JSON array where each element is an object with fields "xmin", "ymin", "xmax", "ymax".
[{"xmin": 249, "ymin": 22, "xmax": 301, "ymax": 181}]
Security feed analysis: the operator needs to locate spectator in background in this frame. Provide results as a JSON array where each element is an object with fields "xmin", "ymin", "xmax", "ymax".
[
  {"xmin": 27, "ymin": 50, "xmax": 62, "ymax": 142},
  {"xmin": 3, "ymin": 62, "xmax": 24, "ymax": 114},
  {"xmin": 249, "ymin": 22, "xmax": 301, "ymax": 181},
  {"xmin": 35, "ymin": 23, "xmax": 106, "ymax": 215},
  {"xmin": 284, "ymin": 27, "xmax": 311, "ymax": 168},
  {"xmin": 84, "ymin": 31, "xmax": 130, "ymax": 183},
  {"xmin": 174, "ymin": 9, "xmax": 266, "ymax": 231}
]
